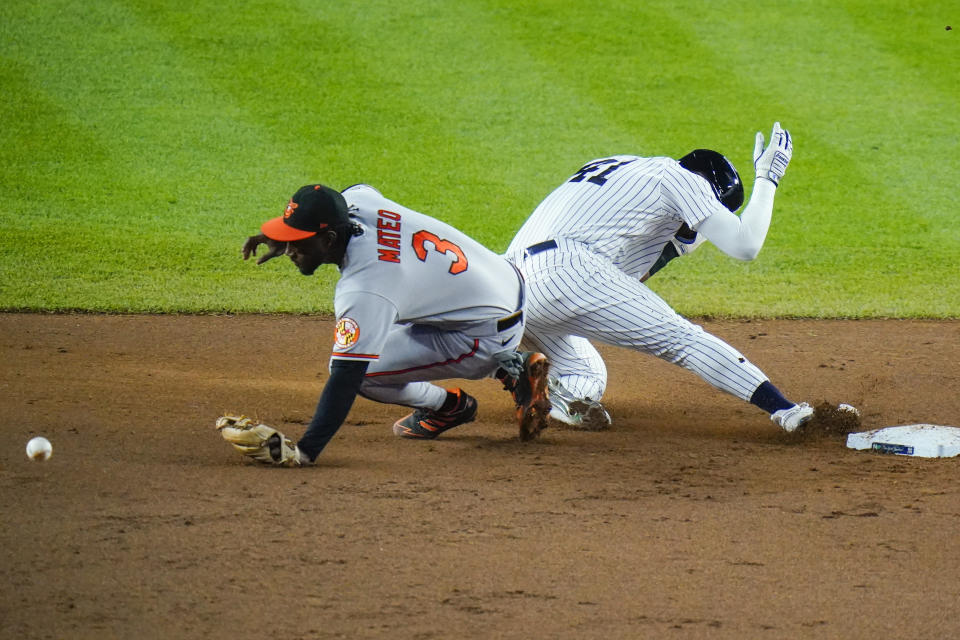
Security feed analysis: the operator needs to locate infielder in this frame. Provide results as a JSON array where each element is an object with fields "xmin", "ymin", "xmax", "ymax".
[
  {"xmin": 506, "ymin": 123, "xmax": 852, "ymax": 432},
  {"xmin": 219, "ymin": 183, "xmax": 550, "ymax": 466}
]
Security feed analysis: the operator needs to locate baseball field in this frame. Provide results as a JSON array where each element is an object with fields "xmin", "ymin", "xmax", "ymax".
[{"xmin": 2, "ymin": 1, "xmax": 958, "ymax": 638}]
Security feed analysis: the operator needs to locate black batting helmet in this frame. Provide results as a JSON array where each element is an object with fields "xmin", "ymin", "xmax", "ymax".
[{"xmin": 678, "ymin": 149, "xmax": 744, "ymax": 212}]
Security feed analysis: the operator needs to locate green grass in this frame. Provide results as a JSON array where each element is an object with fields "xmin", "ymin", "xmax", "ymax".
[{"xmin": 1, "ymin": 0, "xmax": 957, "ymax": 316}]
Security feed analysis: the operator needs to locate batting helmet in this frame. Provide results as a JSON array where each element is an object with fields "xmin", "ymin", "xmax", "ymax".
[{"xmin": 678, "ymin": 149, "xmax": 744, "ymax": 212}]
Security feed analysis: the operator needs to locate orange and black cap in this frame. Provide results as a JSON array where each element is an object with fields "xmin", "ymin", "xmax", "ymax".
[{"xmin": 260, "ymin": 185, "xmax": 350, "ymax": 242}]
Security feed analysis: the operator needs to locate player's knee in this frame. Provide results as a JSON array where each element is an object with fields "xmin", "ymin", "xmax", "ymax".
[{"xmin": 559, "ymin": 375, "xmax": 605, "ymax": 401}]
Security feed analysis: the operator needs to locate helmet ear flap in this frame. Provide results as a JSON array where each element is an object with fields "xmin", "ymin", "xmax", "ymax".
[{"xmin": 678, "ymin": 149, "xmax": 744, "ymax": 212}]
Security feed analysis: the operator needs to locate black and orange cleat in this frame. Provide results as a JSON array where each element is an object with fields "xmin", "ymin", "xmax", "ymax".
[
  {"xmin": 498, "ymin": 352, "xmax": 551, "ymax": 441},
  {"xmin": 392, "ymin": 388, "xmax": 478, "ymax": 439}
]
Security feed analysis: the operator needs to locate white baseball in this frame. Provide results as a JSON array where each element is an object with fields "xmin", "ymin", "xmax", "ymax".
[{"xmin": 26, "ymin": 436, "xmax": 53, "ymax": 461}]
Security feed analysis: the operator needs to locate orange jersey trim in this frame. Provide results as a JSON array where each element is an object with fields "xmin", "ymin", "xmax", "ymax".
[{"xmin": 331, "ymin": 352, "xmax": 380, "ymax": 360}]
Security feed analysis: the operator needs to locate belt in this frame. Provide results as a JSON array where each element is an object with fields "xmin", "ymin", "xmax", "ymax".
[
  {"xmin": 496, "ymin": 310, "xmax": 523, "ymax": 332},
  {"xmin": 524, "ymin": 239, "xmax": 557, "ymax": 257},
  {"xmin": 496, "ymin": 262, "xmax": 526, "ymax": 332}
]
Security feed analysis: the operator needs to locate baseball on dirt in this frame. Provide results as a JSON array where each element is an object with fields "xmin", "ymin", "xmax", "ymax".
[{"xmin": 26, "ymin": 436, "xmax": 53, "ymax": 461}]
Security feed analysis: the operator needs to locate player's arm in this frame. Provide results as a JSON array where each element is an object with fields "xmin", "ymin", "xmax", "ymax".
[
  {"xmin": 296, "ymin": 294, "xmax": 397, "ymax": 461},
  {"xmin": 640, "ymin": 224, "xmax": 706, "ymax": 282},
  {"xmin": 694, "ymin": 123, "xmax": 792, "ymax": 261},
  {"xmin": 296, "ymin": 359, "xmax": 369, "ymax": 461},
  {"xmin": 694, "ymin": 179, "xmax": 776, "ymax": 261}
]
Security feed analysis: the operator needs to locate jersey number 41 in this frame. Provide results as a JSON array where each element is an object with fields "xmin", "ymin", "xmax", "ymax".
[{"xmin": 569, "ymin": 158, "xmax": 635, "ymax": 186}]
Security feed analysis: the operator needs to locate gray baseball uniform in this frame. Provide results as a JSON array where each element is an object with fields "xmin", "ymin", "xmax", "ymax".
[{"xmin": 336, "ymin": 184, "xmax": 526, "ymax": 410}]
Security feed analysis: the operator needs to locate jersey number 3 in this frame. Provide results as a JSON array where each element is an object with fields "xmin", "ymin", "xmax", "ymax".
[{"xmin": 412, "ymin": 230, "xmax": 468, "ymax": 275}]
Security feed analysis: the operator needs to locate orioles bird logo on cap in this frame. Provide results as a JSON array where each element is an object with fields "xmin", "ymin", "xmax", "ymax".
[{"xmin": 283, "ymin": 200, "xmax": 298, "ymax": 219}]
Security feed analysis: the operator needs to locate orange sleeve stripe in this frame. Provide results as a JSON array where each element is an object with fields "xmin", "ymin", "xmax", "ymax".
[{"xmin": 331, "ymin": 352, "xmax": 380, "ymax": 360}]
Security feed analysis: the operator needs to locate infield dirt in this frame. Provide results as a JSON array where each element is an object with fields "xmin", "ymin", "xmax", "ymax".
[{"xmin": 1, "ymin": 314, "xmax": 958, "ymax": 639}]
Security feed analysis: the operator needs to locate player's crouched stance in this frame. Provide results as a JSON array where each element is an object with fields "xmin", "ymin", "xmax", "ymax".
[{"xmin": 218, "ymin": 183, "xmax": 551, "ymax": 467}]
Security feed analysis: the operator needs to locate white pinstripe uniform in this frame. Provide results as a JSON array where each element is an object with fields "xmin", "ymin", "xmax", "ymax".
[{"xmin": 505, "ymin": 155, "xmax": 770, "ymax": 417}]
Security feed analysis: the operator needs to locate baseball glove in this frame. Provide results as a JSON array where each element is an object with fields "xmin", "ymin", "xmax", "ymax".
[{"xmin": 215, "ymin": 415, "xmax": 302, "ymax": 467}]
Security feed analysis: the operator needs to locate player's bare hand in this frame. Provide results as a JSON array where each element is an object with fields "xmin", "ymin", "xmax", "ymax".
[
  {"xmin": 242, "ymin": 234, "xmax": 287, "ymax": 265},
  {"xmin": 753, "ymin": 122, "xmax": 792, "ymax": 186}
]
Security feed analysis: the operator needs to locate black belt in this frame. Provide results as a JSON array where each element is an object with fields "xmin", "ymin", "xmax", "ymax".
[
  {"xmin": 524, "ymin": 239, "xmax": 557, "ymax": 257},
  {"xmin": 495, "ymin": 262, "xmax": 526, "ymax": 332},
  {"xmin": 496, "ymin": 310, "xmax": 523, "ymax": 332}
]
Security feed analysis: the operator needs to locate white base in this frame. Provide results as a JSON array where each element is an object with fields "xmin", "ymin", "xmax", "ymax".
[{"xmin": 846, "ymin": 424, "xmax": 960, "ymax": 458}]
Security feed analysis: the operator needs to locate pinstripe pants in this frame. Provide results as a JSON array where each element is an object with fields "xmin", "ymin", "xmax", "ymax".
[{"xmin": 515, "ymin": 245, "xmax": 769, "ymax": 403}]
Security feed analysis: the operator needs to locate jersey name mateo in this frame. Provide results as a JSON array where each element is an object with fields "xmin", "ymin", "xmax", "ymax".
[{"xmin": 376, "ymin": 209, "xmax": 402, "ymax": 263}]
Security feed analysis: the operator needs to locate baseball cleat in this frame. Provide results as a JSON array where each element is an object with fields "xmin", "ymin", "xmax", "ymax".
[
  {"xmin": 511, "ymin": 352, "xmax": 552, "ymax": 441},
  {"xmin": 393, "ymin": 388, "xmax": 478, "ymax": 439},
  {"xmin": 770, "ymin": 402, "xmax": 814, "ymax": 432},
  {"xmin": 547, "ymin": 377, "xmax": 612, "ymax": 430}
]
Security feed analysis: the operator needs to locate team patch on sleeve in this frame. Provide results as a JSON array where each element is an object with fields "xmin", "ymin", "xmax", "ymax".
[{"xmin": 334, "ymin": 317, "xmax": 360, "ymax": 350}]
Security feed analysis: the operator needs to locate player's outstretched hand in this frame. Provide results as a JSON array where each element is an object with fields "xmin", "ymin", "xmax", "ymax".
[
  {"xmin": 242, "ymin": 233, "xmax": 287, "ymax": 264},
  {"xmin": 753, "ymin": 122, "xmax": 793, "ymax": 186},
  {"xmin": 216, "ymin": 415, "xmax": 304, "ymax": 467}
]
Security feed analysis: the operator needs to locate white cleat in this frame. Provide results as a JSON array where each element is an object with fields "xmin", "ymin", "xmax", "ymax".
[
  {"xmin": 771, "ymin": 402, "xmax": 814, "ymax": 433},
  {"xmin": 547, "ymin": 378, "xmax": 612, "ymax": 430}
]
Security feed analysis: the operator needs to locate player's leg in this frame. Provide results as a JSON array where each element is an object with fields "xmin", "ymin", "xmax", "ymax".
[
  {"xmin": 357, "ymin": 321, "xmax": 537, "ymax": 439},
  {"xmin": 361, "ymin": 325, "xmax": 488, "ymax": 439},
  {"xmin": 523, "ymin": 250, "xmax": 802, "ymax": 423},
  {"xmin": 586, "ymin": 280, "xmax": 843, "ymax": 432},
  {"xmin": 359, "ymin": 323, "xmax": 513, "ymax": 406},
  {"xmin": 520, "ymin": 331, "xmax": 606, "ymax": 400},
  {"xmin": 520, "ymin": 330, "xmax": 611, "ymax": 429},
  {"xmin": 589, "ymin": 276, "xmax": 768, "ymax": 398}
]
